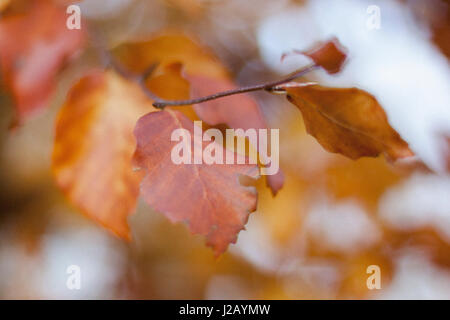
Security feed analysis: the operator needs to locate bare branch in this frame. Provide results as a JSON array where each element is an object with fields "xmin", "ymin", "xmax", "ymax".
[
  {"xmin": 152, "ymin": 64, "xmax": 318, "ymax": 109},
  {"xmin": 88, "ymin": 24, "xmax": 319, "ymax": 110}
]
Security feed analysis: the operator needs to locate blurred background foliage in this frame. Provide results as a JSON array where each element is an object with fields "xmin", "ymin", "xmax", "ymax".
[{"xmin": 0, "ymin": 0, "xmax": 450, "ymax": 299}]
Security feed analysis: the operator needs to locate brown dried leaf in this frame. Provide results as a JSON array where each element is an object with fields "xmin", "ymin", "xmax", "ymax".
[
  {"xmin": 281, "ymin": 84, "xmax": 413, "ymax": 160},
  {"xmin": 186, "ymin": 74, "xmax": 285, "ymax": 195},
  {"xmin": 302, "ymin": 38, "xmax": 348, "ymax": 74},
  {"xmin": 133, "ymin": 110, "xmax": 259, "ymax": 255},
  {"xmin": 116, "ymin": 33, "xmax": 284, "ymax": 194}
]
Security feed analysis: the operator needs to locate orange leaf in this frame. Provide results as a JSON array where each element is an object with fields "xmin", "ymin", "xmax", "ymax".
[
  {"xmin": 302, "ymin": 38, "xmax": 347, "ymax": 74},
  {"xmin": 114, "ymin": 33, "xmax": 228, "ymax": 79},
  {"xmin": 52, "ymin": 71, "xmax": 156, "ymax": 239},
  {"xmin": 186, "ymin": 74, "xmax": 285, "ymax": 195},
  {"xmin": 116, "ymin": 33, "xmax": 285, "ymax": 194},
  {"xmin": 281, "ymin": 84, "xmax": 413, "ymax": 160},
  {"xmin": 187, "ymin": 75, "xmax": 267, "ymax": 130},
  {"xmin": 115, "ymin": 33, "xmax": 262, "ymax": 130},
  {"xmin": 0, "ymin": 0, "xmax": 10, "ymax": 12},
  {"xmin": 0, "ymin": 0, "xmax": 85, "ymax": 124},
  {"xmin": 133, "ymin": 110, "xmax": 259, "ymax": 255}
]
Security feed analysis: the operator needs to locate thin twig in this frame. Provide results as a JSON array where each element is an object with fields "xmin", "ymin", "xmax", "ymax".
[
  {"xmin": 88, "ymin": 24, "xmax": 319, "ymax": 109},
  {"xmin": 152, "ymin": 64, "xmax": 318, "ymax": 109}
]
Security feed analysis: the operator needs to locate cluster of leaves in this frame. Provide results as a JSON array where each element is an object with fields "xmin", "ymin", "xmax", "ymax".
[{"xmin": 0, "ymin": 0, "xmax": 414, "ymax": 256}]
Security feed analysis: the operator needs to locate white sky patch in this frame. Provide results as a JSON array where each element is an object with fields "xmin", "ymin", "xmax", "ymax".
[
  {"xmin": 379, "ymin": 173, "xmax": 450, "ymax": 243},
  {"xmin": 257, "ymin": 0, "xmax": 450, "ymax": 171},
  {"xmin": 304, "ymin": 198, "xmax": 381, "ymax": 254},
  {"xmin": 373, "ymin": 249, "xmax": 450, "ymax": 299},
  {"xmin": 230, "ymin": 214, "xmax": 284, "ymax": 273},
  {"xmin": 204, "ymin": 275, "xmax": 252, "ymax": 300},
  {"xmin": 79, "ymin": 0, "xmax": 135, "ymax": 19},
  {"xmin": 277, "ymin": 258, "xmax": 341, "ymax": 298},
  {"xmin": 0, "ymin": 226, "xmax": 125, "ymax": 299},
  {"xmin": 34, "ymin": 227, "xmax": 125, "ymax": 299}
]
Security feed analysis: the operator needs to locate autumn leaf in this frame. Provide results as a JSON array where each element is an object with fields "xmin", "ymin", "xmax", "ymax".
[
  {"xmin": 186, "ymin": 75, "xmax": 267, "ymax": 130},
  {"xmin": 114, "ymin": 33, "xmax": 228, "ymax": 78},
  {"xmin": 282, "ymin": 38, "xmax": 348, "ymax": 75},
  {"xmin": 0, "ymin": 0, "xmax": 10, "ymax": 12},
  {"xmin": 0, "ymin": 0, "xmax": 85, "ymax": 125},
  {"xmin": 185, "ymin": 73, "xmax": 285, "ymax": 195},
  {"xmin": 52, "ymin": 70, "xmax": 156, "ymax": 239},
  {"xmin": 279, "ymin": 83, "xmax": 413, "ymax": 160},
  {"xmin": 116, "ymin": 33, "xmax": 266, "ymax": 131},
  {"xmin": 133, "ymin": 110, "xmax": 259, "ymax": 255},
  {"xmin": 115, "ymin": 33, "xmax": 285, "ymax": 194},
  {"xmin": 146, "ymin": 63, "xmax": 191, "ymax": 101},
  {"xmin": 302, "ymin": 38, "xmax": 348, "ymax": 74}
]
